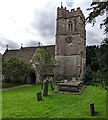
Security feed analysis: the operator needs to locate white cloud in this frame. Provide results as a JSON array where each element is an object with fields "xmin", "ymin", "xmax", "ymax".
[{"xmin": 0, "ymin": 0, "xmax": 106, "ymax": 54}]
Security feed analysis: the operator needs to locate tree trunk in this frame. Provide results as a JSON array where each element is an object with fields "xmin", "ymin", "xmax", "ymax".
[
  {"xmin": 41, "ymin": 76, "xmax": 43, "ymax": 90},
  {"xmin": 43, "ymin": 78, "xmax": 49, "ymax": 96},
  {"xmin": 37, "ymin": 92, "xmax": 42, "ymax": 101}
]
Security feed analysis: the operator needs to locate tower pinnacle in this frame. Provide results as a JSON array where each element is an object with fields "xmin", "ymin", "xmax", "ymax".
[
  {"xmin": 61, "ymin": 0, "xmax": 63, "ymax": 8},
  {"xmin": 21, "ymin": 43, "xmax": 23, "ymax": 49},
  {"xmin": 5, "ymin": 45, "xmax": 8, "ymax": 52}
]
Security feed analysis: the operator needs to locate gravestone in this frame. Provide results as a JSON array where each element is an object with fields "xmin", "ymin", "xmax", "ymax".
[
  {"xmin": 43, "ymin": 79, "xmax": 49, "ymax": 96},
  {"xmin": 90, "ymin": 103, "xmax": 95, "ymax": 116},
  {"xmin": 37, "ymin": 92, "xmax": 42, "ymax": 101}
]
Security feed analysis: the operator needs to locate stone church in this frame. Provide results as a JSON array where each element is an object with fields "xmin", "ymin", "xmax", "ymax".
[
  {"xmin": 2, "ymin": 5, "xmax": 86, "ymax": 83},
  {"xmin": 55, "ymin": 5, "xmax": 86, "ymax": 81}
]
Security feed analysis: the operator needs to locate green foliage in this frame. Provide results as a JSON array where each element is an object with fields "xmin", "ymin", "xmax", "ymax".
[
  {"xmin": 32, "ymin": 47, "xmax": 55, "ymax": 76},
  {"xmin": 85, "ymin": 46, "xmax": 100, "ymax": 85},
  {"xmin": 86, "ymin": 45, "xmax": 99, "ymax": 68},
  {"xmin": 92, "ymin": 70, "xmax": 104, "ymax": 87},
  {"xmin": 84, "ymin": 66, "xmax": 93, "ymax": 84},
  {"xmin": 2, "ymin": 58, "xmax": 32, "ymax": 83},
  {"xmin": 99, "ymin": 38, "xmax": 108, "ymax": 86},
  {"xmin": 86, "ymin": 38, "xmax": 108, "ymax": 88},
  {"xmin": 2, "ymin": 85, "xmax": 106, "ymax": 118},
  {"xmin": 86, "ymin": 1, "xmax": 108, "ymax": 86},
  {"xmin": 86, "ymin": 2, "xmax": 108, "ymax": 33}
]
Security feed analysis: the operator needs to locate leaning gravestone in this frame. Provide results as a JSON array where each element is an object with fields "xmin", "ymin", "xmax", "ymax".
[
  {"xmin": 51, "ymin": 81, "xmax": 55, "ymax": 91},
  {"xmin": 49, "ymin": 77, "xmax": 55, "ymax": 91},
  {"xmin": 43, "ymin": 78, "xmax": 49, "ymax": 96}
]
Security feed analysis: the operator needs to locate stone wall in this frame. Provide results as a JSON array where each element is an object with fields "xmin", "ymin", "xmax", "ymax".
[{"xmin": 55, "ymin": 5, "xmax": 86, "ymax": 81}]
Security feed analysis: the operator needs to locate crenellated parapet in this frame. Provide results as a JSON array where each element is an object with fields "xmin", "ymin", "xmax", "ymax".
[{"xmin": 57, "ymin": 6, "xmax": 85, "ymax": 21}]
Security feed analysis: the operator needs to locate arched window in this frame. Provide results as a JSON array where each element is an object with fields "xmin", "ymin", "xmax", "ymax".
[
  {"xmin": 71, "ymin": 23, "xmax": 72, "ymax": 31},
  {"xmin": 74, "ymin": 18, "xmax": 77, "ymax": 31},
  {"xmin": 68, "ymin": 21, "xmax": 73, "ymax": 31},
  {"xmin": 68, "ymin": 23, "xmax": 70, "ymax": 31}
]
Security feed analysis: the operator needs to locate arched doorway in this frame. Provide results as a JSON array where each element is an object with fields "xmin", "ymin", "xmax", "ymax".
[{"xmin": 30, "ymin": 72, "xmax": 36, "ymax": 84}]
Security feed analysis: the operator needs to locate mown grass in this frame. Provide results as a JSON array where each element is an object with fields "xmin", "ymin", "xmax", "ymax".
[
  {"xmin": 1, "ymin": 82, "xmax": 25, "ymax": 88},
  {"xmin": 2, "ymin": 84, "xmax": 107, "ymax": 118},
  {"xmin": 0, "ymin": 90, "xmax": 2, "ymax": 119}
]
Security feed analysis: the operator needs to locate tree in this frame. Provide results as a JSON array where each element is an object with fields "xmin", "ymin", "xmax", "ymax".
[
  {"xmin": 99, "ymin": 38, "xmax": 108, "ymax": 86},
  {"xmin": 86, "ymin": 1, "xmax": 108, "ymax": 89},
  {"xmin": 31, "ymin": 47, "xmax": 55, "ymax": 93},
  {"xmin": 84, "ymin": 66, "xmax": 93, "ymax": 84},
  {"xmin": 32, "ymin": 47, "xmax": 55, "ymax": 77},
  {"xmin": 2, "ymin": 58, "xmax": 32, "ymax": 83},
  {"xmin": 86, "ymin": 38, "xmax": 108, "ymax": 88},
  {"xmin": 86, "ymin": 1, "xmax": 108, "ymax": 33},
  {"xmin": 86, "ymin": 45, "xmax": 98, "ymax": 66}
]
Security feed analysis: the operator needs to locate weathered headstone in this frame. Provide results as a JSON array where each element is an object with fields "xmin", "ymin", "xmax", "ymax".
[
  {"xmin": 43, "ymin": 79, "xmax": 49, "ymax": 96},
  {"xmin": 37, "ymin": 92, "xmax": 42, "ymax": 101},
  {"xmin": 90, "ymin": 103, "xmax": 95, "ymax": 116},
  {"xmin": 51, "ymin": 81, "xmax": 55, "ymax": 91},
  {"xmin": 49, "ymin": 77, "xmax": 55, "ymax": 91}
]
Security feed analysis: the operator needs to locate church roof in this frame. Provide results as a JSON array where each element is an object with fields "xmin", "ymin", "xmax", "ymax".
[{"xmin": 3, "ymin": 45, "xmax": 55, "ymax": 63}]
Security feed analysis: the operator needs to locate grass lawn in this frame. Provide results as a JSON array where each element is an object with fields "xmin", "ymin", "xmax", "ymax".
[
  {"xmin": 2, "ymin": 84, "xmax": 107, "ymax": 118},
  {"xmin": 0, "ymin": 82, "xmax": 26, "ymax": 89}
]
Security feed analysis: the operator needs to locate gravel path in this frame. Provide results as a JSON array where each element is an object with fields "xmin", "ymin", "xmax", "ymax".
[{"xmin": 1, "ymin": 84, "xmax": 32, "ymax": 91}]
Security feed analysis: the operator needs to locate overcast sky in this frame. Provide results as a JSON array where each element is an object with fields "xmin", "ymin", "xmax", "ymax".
[{"xmin": 0, "ymin": 0, "xmax": 106, "ymax": 54}]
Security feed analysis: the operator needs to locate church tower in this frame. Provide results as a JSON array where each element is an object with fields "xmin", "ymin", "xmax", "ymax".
[{"xmin": 55, "ymin": 5, "xmax": 86, "ymax": 81}]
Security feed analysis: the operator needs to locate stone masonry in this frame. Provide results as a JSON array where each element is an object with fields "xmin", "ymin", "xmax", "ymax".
[{"xmin": 55, "ymin": 5, "xmax": 86, "ymax": 81}]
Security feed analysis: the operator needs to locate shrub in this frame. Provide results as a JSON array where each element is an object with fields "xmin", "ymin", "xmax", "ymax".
[
  {"xmin": 84, "ymin": 66, "xmax": 93, "ymax": 84},
  {"xmin": 2, "ymin": 58, "xmax": 32, "ymax": 83}
]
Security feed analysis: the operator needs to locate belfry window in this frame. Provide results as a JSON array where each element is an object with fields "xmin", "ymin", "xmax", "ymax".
[
  {"xmin": 57, "ymin": 46, "xmax": 59, "ymax": 55},
  {"xmin": 68, "ymin": 21, "xmax": 72, "ymax": 31}
]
